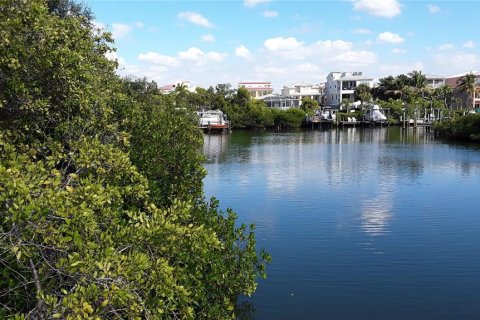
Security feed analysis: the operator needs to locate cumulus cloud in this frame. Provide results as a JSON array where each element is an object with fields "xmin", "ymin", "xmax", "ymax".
[
  {"xmin": 264, "ymin": 37, "xmax": 304, "ymax": 51},
  {"xmin": 244, "ymin": 0, "xmax": 271, "ymax": 7},
  {"xmin": 463, "ymin": 40, "xmax": 475, "ymax": 48},
  {"xmin": 352, "ymin": 28, "xmax": 372, "ymax": 34},
  {"xmin": 138, "ymin": 52, "xmax": 181, "ymax": 67},
  {"xmin": 178, "ymin": 47, "xmax": 227, "ymax": 65},
  {"xmin": 297, "ymin": 63, "xmax": 320, "ymax": 72},
  {"xmin": 105, "ymin": 50, "xmax": 125, "ymax": 65},
  {"xmin": 235, "ymin": 45, "xmax": 252, "ymax": 60},
  {"xmin": 378, "ymin": 32, "xmax": 404, "ymax": 43},
  {"xmin": 178, "ymin": 11, "xmax": 214, "ymax": 28},
  {"xmin": 112, "ymin": 23, "xmax": 133, "ymax": 39},
  {"xmin": 427, "ymin": 4, "xmax": 440, "ymax": 13},
  {"xmin": 263, "ymin": 10, "xmax": 278, "ymax": 18},
  {"xmin": 352, "ymin": 0, "xmax": 402, "ymax": 18},
  {"xmin": 201, "ymin": 34, "xmax": 215, "ymax": 42},
  {"xmin": 438, "ymin": 43, "xmax": 454, "ymax": 51}
]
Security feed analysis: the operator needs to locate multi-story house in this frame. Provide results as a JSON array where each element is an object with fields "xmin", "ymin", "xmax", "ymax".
[
  {"xmin": 425, "ymin": 74, "xmax": 445, "ymax": 89},
  {"xmin": 238, "ymin": 81, "xmax": 273, "ymax": 99},
  {"xmin": 281, "ymin": 81, "xmax": 325, "ymax": 105},
  {"xmin": 444, "ymin": 71, "xmax": 480, "ymax": 109},
  {"xmin": 324, "ymin": 71, "xmax": 373, "ymax": 110}
]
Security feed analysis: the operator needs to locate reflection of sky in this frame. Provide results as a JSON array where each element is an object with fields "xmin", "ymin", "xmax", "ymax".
[{"xmin": 202, "ymin": 127, "xmax": 480, "ymax": 320}]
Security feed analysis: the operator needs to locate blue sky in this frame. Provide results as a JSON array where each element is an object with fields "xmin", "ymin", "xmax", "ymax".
[{"xmin": 87, "ymin": 0, "xmax": 480, "ymax": 90}]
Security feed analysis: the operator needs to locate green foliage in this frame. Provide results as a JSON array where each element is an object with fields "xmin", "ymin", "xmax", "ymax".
[
  {"xmin": 0, "ymin": 1, "xmax": 269, "ymax": 318},
  {"xmin": 434, "ymin": 114, "xmax": 480, "ymax": 141},
  {"xmin": 300, "ymin": 97, "xmax": 318, "ymax": 115}
]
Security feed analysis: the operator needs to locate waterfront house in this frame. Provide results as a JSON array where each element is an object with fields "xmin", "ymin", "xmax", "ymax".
[
  {"xmin": 159, "ymin": 81, "xmax": 196, "ymax": 94},
  {"xmin": 324, "ymin": 72, "xmax": 373, "ymax": 110},
  {"xmin": 444, "ymin": 71, "xmax": 480, "ymax": 109},
  {"xmin": 238, "ymin": 81, "xmax": 274, "ymax": 99},
  {"xmin": 425, "ymin": 74, "xmax": 445, "ymax": 89},
  {"xmin": 281, "ymin": 81, "xmax": 325, "ymax": 105}
]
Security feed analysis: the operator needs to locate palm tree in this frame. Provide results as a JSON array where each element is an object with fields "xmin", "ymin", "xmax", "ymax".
[
  {"xmin": 408, "ymin": 70, "xmax": 427, "ymax": 97},
  {"xmin": 456, "ymin": 72, "xmax": 477, "ymax": 110},
  {"xmin": 435, "ymin": 84, "xmax": 453, "ymax": 109},
  {"xmin": 354, "ymin": 83, "xmax": 372, "ymax": 108}
]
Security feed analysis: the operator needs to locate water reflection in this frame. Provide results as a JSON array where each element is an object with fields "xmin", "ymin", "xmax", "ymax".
[
  {"xmin": 203, "ymin": 133, "xmax": 230, "ymax": 164},
  {"xmin": 202, "ymin": 127, "xmax": 480, "ymax": 320}
]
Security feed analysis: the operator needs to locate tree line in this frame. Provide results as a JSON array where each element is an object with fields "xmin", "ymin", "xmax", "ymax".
[{"xmin": 0, "ymin": 1, "xmax": 269, "ymax": 318}]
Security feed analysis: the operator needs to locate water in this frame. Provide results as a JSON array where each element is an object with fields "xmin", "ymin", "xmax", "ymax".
[{"xmin": 202, "ymin": 127, "xmax": 480, "ymax": 320}]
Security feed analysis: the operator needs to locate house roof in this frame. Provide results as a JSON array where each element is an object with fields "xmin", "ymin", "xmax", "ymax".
[{"xmin": 446, "ymin": 71, "xmax": 480, "ymax": 79}]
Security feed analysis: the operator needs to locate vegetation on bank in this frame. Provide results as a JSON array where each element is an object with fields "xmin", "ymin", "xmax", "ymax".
[
  {"xmin": 0, "ymin": 1, "xmax": 270, "ymax": 319},
  {"xmin": 434, "ymin": 114, "xmax": 480, "ymax": 142}
]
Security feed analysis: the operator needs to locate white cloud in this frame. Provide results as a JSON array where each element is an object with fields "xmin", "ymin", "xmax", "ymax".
[
  {"xmin": 463, "ymin": 40, "xmax": 475, "ymax": 49},
  {"xmin": 438, "ymin": 43, "xmax": 454, "ymax": 51},
  {"xmin": 178, "ymin": 47, "xmax": 227, "ymax": 66},
  {"xmin": 297, "ymin": 63, "xmax": 320, "ymax": 72},
  {"xmin": 392, "ymin": 48, "xmax": 406, "ymax": 54},
  {"xmin": 352, "ymin": 28, "xmax": 372, "ymax": 34},
  {"xmin": 112, "ymin": 23, "xmax": 133, "ymax": 39},
  {"xmin": 105, "ymin": 50, "xmax": 125, "ymax": 65},
  {"xmin": 377, "ymin": 62, "xmax": 425, "ymax": 76},
  {"xmin": 235, "ymin": 45, "xmax": 252, "ymax": 60},
  {"xmin": 201, "ymin": 34, "xmax": 215, "ymax": 42},
  {"xmin": 352, "ymin": 0, "xmax": 402, "ymax": 18},
  {"xmin": 134, "ymin": 22, "xmax": 144, "ymax": 28},
  {"xmin": 178, "ymin": 11, "xmax": 214, "ymax": 28},
  {"xmin": 263, "ymin": 10, "xmax": 278, "ymax": 18},
  {"xmin": 244, "ymin": 0, "xmax": 271, "ymax": 7},
  {"xmin": 264, "ymin": 36, "xmax": 304, "ymax": 51},
  {"xmin": 427, "ymin": 4, "xmax": 440, "ymax": 13},
  {"xmin": 92, "ymin": 20, "xmax": 105, "ymax": 30},
  {"xmin": 433, "ymin": 52, "xmax": 479, "ymax": 69},
  {"xmin": 138, "ymin": 52, "xmax": 181, "ymax": 67},
  {"xmin": 378, "ymin": 32, "xmax": 404, "ymax": 43}
]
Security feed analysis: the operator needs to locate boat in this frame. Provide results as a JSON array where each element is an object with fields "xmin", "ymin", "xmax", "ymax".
[
  {"xmin": 197, "ymin": 110, "xmax": 230, "ymax": 131},
  {"xmin": 363, "ymin": 104, "xmax": 387, "ymax": 122},
  {"xmin": 319, "ymin": 107, "xmax": 336, "ymax": 122}
]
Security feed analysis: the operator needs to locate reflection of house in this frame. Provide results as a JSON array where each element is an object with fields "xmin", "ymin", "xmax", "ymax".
[
  {"xmin": 425, "ymin": 74, "xmax": 445, "ymax": 89},
  {"xmin": 238, "ymin": 81, "xmax": 273, "ymax": 99},
  {"xmin": 324, "ymin": 71, "xmax": 373, "ymax": 110},
  {"xmin": 281, "ymin": 81, "xmax": 325, "ymax": 105},
  {"xmin": 159, "ymin": 80, "xmax": 195, "ymax": 94},
  {"xmin": 445, "ymin": 71, "xmax": 480, "ymax": 109}
]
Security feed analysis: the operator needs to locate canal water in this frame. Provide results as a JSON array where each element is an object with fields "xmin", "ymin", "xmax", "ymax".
[{"xmin": 202, "ymin": 127, "xmax": 480, "ymax": 320}]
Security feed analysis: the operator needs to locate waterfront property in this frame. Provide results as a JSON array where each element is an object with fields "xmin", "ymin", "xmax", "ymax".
[
  {"xmin": 238, "ymin": 81, "xmax": 274, "ymax": 99},
  {"xmin": 324, "ymin": 71, "xmax": 373, "ymax": 110},
  {"xmin": 445, "ymin": 71, "xmax": 480, "ymax": 110}
]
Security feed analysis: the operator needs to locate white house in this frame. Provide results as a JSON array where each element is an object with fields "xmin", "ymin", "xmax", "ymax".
[
  {"xmin": 281, "ymin": 81, "xmax": 325, "ymax": 104},
  {"xmin": 425, "ymin": 74, "xmax": 445, "ymax": 89},
  {"xmin": 324, "ymin": 72, "xmax": 373, "ymax": 110},
  {"xmin": 238, "ymin": 81, "xmax": 273, "ymax": 99}
]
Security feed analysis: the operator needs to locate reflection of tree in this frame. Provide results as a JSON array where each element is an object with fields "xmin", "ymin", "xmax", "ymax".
[{"xmin": 235, "ymin": 300, "xmax": 256, "ymax": 320}]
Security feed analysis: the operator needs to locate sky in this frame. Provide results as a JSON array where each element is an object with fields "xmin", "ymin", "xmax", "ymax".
[{"xmin": 87, "ymin": 0, "xmax": 480, "ymax": 91}]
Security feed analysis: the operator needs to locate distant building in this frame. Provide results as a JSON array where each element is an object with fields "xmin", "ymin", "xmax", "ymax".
[
  {"xmin": 261, "ymin": 94, "xmax": 301, "ymax": 109},
  {"xmin": 444, "ymin": 71, "xmax": 480, "ymax": 109},
  {"xmin": 159, "ymin": 81, "xmax": 195, "ymax": 94},
  {"xmin": 238, "ymin": 81, "xmax": 273, "ymax": 99},
  {"xmin": 281, "ymin": 81, "xmax": 325, "ymax": 105},
  {"xmin": 425, "ymin": 74, "xmax": 445, "ymax": 89},
  {"xmin": 324, "ymin": 71, "xmax": 373, "ymax": 110}
]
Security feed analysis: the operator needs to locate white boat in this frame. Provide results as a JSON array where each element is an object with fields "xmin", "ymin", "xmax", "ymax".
[
  {"xmin": 364, "ymin": 104, "xmax": 387, "ymax": 122},
  {"xmin": 319, "ymin": 108, "xmax": 336, "ymax": 122},
  {"xmin": 197, "ymin": 110, "xmax": 230, "ymax": 130}
]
